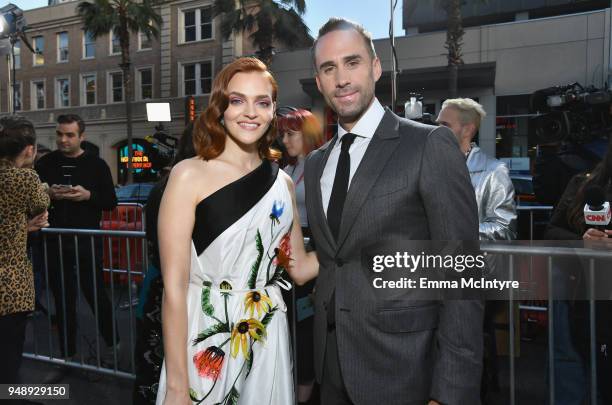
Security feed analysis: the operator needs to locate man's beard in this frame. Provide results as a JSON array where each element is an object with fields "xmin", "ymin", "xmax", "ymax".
[{"xmin": 328, "ymin": 88, "xmax": 373, "ymax": 125}]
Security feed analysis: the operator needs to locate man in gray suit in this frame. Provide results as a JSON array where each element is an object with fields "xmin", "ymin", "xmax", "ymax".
[{"xmin": 304, "ymin": 18, "xmax": 484, "ymax": 405}]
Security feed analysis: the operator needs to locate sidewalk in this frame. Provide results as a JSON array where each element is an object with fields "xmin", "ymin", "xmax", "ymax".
[{"xmin": 19, "ymin": 358, "xmax": 133, "ymax": 405}]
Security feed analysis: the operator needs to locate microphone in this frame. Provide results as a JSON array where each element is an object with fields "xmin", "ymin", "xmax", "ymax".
[{"xmin": 583, "ymin": 184, "xmax": 611, "ymax": 230}]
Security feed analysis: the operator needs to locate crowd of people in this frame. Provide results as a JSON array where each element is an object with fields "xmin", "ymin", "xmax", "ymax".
[{"xmin": 1, "ymin": 15, "xmax": 611, "ymax": 405}]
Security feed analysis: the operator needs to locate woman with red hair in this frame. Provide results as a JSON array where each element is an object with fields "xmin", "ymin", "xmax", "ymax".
[
  {"xmin": 156, "ymin": 58, "xmax": 318, "ymax": 405},
  {"xmin": 279, "ymin": 109, "xmax": 322, "ymax": 235},
  {"xmin": 279, "ymin": 108, "xmax": 322, "ymax": 404}
]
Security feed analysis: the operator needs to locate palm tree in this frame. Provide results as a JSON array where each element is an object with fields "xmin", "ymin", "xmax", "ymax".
[
  {"xmin": 213, "ymin": 0, "xmax": 311, "ymax": 65},
  {"xmin": 437, "ymin": 0, "xmax": 465, "ymax": 98},
  {"xmin": 78, "ymin": 0, "xmax": 162, "ymax": 184}
]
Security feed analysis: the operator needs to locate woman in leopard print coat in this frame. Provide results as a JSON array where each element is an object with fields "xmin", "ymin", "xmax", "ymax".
[{"xmin": 0, "ymin": 116, "xmax": 50, "ymax": 385}]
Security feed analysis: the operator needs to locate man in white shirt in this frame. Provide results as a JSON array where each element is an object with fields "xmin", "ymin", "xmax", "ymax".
[{"xmin": 304, "ymin": 17, "xmax": 484, "ymax": 405}]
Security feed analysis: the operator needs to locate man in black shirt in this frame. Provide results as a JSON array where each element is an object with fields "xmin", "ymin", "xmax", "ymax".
[{"xmin": 36, "ymin": 114, "xmax": 118, "ymax": 370}]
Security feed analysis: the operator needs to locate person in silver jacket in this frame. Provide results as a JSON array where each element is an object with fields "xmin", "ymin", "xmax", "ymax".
[
  {"xmin": 437, "ymin": 97, "xmax": 517, "ymax": 402},
  {"xmin": 437, "ymin": 98, "xmax": 517, "ymax": 241}
]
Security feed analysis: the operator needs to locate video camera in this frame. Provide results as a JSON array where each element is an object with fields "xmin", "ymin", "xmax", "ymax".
[
  {"xmin": 145, "ymin": 124, "xmax": 178, "ymax": 169},
  {"xmin": 404, "ymin": 93, "xmax": 435, "ymax": 125},
  {"xmin": 530, "ymin": 83, "xmax": 612, "ymax": 144},
  {"xmin": 530, "ymin": 83, "xmax": 611, "ymax": 206}
]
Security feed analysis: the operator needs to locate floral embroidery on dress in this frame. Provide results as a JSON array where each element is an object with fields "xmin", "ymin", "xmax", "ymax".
[{"xmin": 188, "ymin": 199, "xmax": 291, "ymax": 404}]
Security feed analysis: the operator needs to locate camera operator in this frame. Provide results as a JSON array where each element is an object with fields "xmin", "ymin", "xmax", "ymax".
[
  {"xmin": 544, "ymin": 138, "xmax": 612, "ymax": 403},
  {"xmin": 0, "ymin": 115, "xmax": 50, "ymax": 386}
]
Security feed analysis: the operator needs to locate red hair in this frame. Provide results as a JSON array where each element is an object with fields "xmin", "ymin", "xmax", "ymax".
[
  {"xmin": 278, "ymin": 109, "xmax": 323, "ymax": 159},
  {"xmin": 193, "ymin": 57, "xmax": 281, "ymax": 160}
]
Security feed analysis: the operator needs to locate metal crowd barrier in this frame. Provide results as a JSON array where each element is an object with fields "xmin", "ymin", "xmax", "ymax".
[
  {"xmin": 25, "ymin": 227, "xmax": 146, "ymax": 379},
  {"xmin": 23, "ymin": 223, "xmax": 611, "ymax": 405},
  {"xmin": 516, "ymin": 204, "xmax": 553, "ymax": 240},
  {"xmin": 481, "ymin": 243, "xmax": 612, "ymax": 405}
]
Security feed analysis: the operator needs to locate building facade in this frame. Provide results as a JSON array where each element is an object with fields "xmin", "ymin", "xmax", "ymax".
[
  {"xmin": 270, "ymin": 1, "xmax": 612, "ymax": 171},
  {"xmin": 0, "ymin": 0, "xmax": 250, "ymax": 183}
]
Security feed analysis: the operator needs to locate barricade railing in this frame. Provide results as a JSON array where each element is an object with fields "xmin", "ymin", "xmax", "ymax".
[
  {"xmin": 480, "ymin": 242, "xmax": 612, "ymax": 405},
  {"xmin": 516, "ymin": 204, "xmax": 553, "ymax": 240},
  {"xmin": 24, "ymin": 229, "xmax": 610, "ymax": 405},
  {"xmin": 25, "ymin": 227, "xmax": 146, "ymax": 379}
]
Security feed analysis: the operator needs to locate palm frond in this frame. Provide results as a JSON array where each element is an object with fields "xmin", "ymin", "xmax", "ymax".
[
  {"xmin": 77, "ymin": 0, "xmax": 115, "ymax": 38},
  {"xmin": 272, "ymin": 8, "xmax": 311, "ymax": 47},
  {"xmin": 213, "ymin": 0, "xmax": 236, "ymax": 17},
  {"xmin": 213, "ymin": 0, "xmax": 310, "ymax": 62},
  {"xmin": 279, "ymin": 0, "xmax": 306, "ymax": 14}
]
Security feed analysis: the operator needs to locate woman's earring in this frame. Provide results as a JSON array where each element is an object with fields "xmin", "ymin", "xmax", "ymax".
[{"xmin": 219, "ymin": 117, "xmax": 225, "ymax": 126}]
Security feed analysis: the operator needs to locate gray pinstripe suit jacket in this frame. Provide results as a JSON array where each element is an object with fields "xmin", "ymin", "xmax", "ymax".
[{"xmin": 304, "ymin": 109, "xmax": 484, "ymax": 405}]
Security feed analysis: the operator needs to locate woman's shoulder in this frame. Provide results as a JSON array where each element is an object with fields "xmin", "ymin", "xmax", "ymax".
[
  {"xmin": 278, "ymin": 168, "xmax": 294, "ymax": 188},
  {"xmin": 277, "ymin": 168, "xmax": 297, "ymax": 203},
  {"xmin": 169, "ymin": 157, "xmax": 209, "ymax": 181}
]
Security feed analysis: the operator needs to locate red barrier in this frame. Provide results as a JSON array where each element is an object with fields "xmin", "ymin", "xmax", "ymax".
[{"xmin": 101, "ymin": 205, "xmax": 145, "ymax": 285}]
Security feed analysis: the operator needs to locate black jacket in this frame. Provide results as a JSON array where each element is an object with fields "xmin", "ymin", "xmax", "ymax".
[{"xmin": 35, "ymin": 150, "xmax": 117, "ymax": 229}]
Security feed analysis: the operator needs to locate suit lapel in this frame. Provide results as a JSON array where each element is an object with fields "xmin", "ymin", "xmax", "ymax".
[
  {"xmin": 313, "ymin": 135, "xmax": 339, "ymax": 250},
  {"xmin": 336, "ymin": 110, "xmax": 400, "ymax": 251}
]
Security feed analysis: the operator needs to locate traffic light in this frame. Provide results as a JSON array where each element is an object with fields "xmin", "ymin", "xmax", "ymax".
[{"xmin": 185, "ymin": 96, "xmax": 196, "ymax": 124}]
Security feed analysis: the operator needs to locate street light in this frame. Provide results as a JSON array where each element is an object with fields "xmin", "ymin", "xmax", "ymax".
[
  {"xmin": 0, "ymin": 4, "xmax": 35, "ymax": 114},
  {"xmin": 0, "ymin": 4, "xmax": 25, "ymax": 36}
]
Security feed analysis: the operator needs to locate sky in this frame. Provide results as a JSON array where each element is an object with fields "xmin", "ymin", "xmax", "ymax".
[{"xmin": 7, "ymin": 0, "xmax": 405, "ymax": 40}]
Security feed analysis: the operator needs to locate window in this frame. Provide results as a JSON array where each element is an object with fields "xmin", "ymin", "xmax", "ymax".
[
  {"xmin": 57, "ymin": 32, "xmax": 69, "ymax": 62},
  {"xmin": 138, "ymin": 68, "xmax": 153, "ymax": 100},
  {"xmin": 108, "ymin": 71, "xmax": 124, "ymax": 103},
  {"xmin": 182, "ymin": 7, "xmax": 212, "ymax": 43},
  {"xmin": 81, "ymin": 74, "xmax": 96, "ymax": 105},
  {"xmin": 56, "ymin": 77, "xmax": 70, "ymax": 107},
  {"xmin": 83, "ymin": 30, "xmax": 95, "ymax": 58},
  {"xmin": 33, "ymin": 36, "xmax": 44, "ymax": 66},
  {"xmin": 138, "ymin": 31, "xmax": 152, "ymax": 50},
  {"xmin": 13, "ymin": 82, "xmax": 21, "ymax": 111},
  {"xmin": 13, "ymin": 40, "xmax": 20, "ymax": 69},
  {"xmin": 182, "ymin": 61, "xmax": 212, "ymax": 96},
  {"xmin": 31, "ymin": 80, "xmax": 45, "ymax": 110},
  {"xmin": 110, "ymin": 31, "xmax": 121, "ymax": 55}
]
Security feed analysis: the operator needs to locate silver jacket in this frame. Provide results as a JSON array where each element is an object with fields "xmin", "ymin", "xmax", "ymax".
[{"xmin": 466, "ymin": 144, "xmax": 517, "ymax": 241}]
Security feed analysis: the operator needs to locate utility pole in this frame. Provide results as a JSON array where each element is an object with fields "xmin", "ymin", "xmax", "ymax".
[
  {"xmin": 390, "ymin": 0, "xmax": 397, "ymax": 110},
  {"xmin": 609, "ymin": 0, "xmax": 612, "ymax": 88}
]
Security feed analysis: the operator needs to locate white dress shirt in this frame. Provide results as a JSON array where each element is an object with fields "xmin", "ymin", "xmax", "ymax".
[{"xmin": 321, "ymin": 98, "xmax": 386, "ymax": 216}]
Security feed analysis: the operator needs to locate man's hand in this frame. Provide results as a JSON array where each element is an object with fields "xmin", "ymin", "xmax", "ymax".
[
  {"xmin": 62, "ymin": 185, "xmax": 91, "ymax": 202},
  {"xmin": 49, "ymin": 184, "xmax": 72, "ymax": 200},
  {"xmin": 27, "ymin": 211, "xmax": 49, "ymax": 232},
  {"xmin": 427, "ymin": 401, "xmax": 441, "ymax": 405}
]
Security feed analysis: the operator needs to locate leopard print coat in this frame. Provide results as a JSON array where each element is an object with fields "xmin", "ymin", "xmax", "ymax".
[{"xmin": 0, "ymin": 162, "xmax": 50, "ymax": 316}]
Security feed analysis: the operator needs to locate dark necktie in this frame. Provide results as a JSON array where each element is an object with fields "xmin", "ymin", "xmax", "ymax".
[
  {"xmin": 327, "ymin": 133, "xmax": 357, "ymax": 240},
  {"xmin": 326, "ymin": 133, "xmax": 357, "ymax": 330}
]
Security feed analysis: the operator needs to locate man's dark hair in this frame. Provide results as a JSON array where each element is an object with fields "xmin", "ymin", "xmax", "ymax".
[
  {"xmin": 0, "ymin": 115, "xmax": 37, "ymax": 160},
  {"xmin": 57, "ymin": 114, "xmax": 86, "ymax": 135},
  {"xmin": 311, "ymin": 17, "xmax": 377, "ymax": 70}
]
